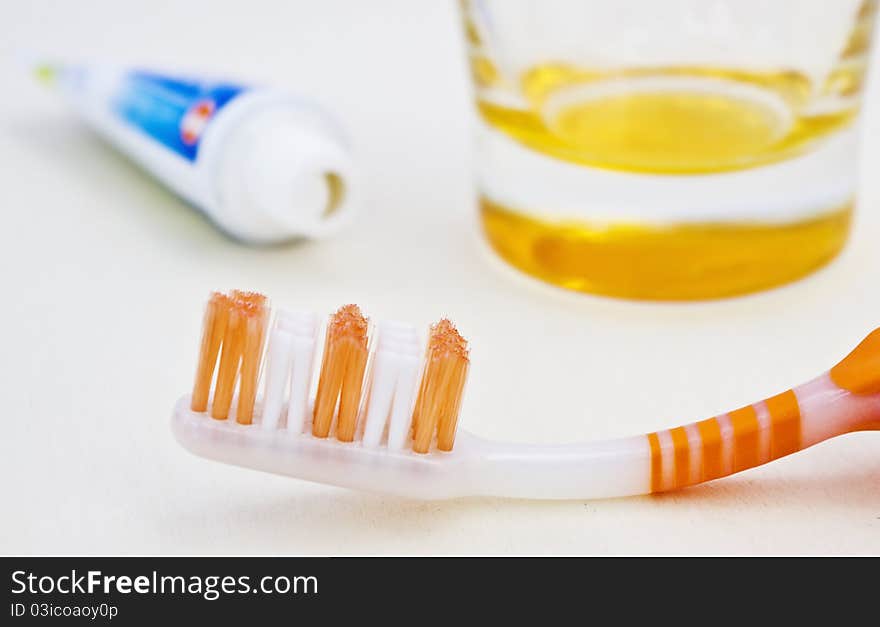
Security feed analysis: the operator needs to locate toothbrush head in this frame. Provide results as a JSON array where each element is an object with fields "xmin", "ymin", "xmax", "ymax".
[{"xmin": 173, "ymin": 290, "xmax": 473, "ymax": 497}]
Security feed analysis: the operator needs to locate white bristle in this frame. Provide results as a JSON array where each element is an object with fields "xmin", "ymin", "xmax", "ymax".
[
  {"xmin": 276, "ymin": 310, "xmax": 317, "ymax": 338},
  {"xmin": 254, "ymin": 309, "xmax": 320, "ymax": 435},
  {"xmin": 385, "ymin": 353, "xmax": 419, "ymax": 450},
  {"xmin": 261, "ymin": 327, "xmax": 294, "ymax": 430},
  {"xmin": 362, "ymin": 349, "xmax": 397, "ymax": 447},
  {"xmin": 285, "ymin": 333, "xmax": 317, "ymax": 435},
  {"xmin": 362, "ymin": 321, "xmax": 420, "ymax": 449}
]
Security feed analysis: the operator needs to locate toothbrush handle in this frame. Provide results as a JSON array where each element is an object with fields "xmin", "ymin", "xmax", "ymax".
[
  {"xmin": 646, "ymin": 373, "xmax": 878, "ymax": 493},
  {"xmin": 646, "ymin": 328, "xmax": 880, "ymax": 493},
  {"xmin": 473, "ymin": 329, "xmax": 880, "ymax": 499}
]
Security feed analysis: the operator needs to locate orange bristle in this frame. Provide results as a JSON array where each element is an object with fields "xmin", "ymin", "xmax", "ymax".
[
  {"xmin": 235, "ymin": 300, "xmax": 269, "ymax": 424},
  {"xmin": 230, "ymin": 290, "xmax": 267, "ymax": 308},
  {"xmin": 207, "ymin": 291, "xmax": 268, "ymax": 421},
  {"xmin": 412, "ymin": 319, "xmax": 469, "ymax": 454},
  {"xmin": 210, "ymin": 301, "xmax": 247, "ymax": 420},
  {"xmin": 312, "ymin": 304, "xmax": 369, "ymax": 440},
  {"xmin": 191, "ymin": 292, "xmax": 231, "ymax": 412}
]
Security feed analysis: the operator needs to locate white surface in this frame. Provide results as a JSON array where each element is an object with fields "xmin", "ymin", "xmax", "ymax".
[{"xmin": 0, "ymin": 0, "xmax": 878, "ymax": 555}]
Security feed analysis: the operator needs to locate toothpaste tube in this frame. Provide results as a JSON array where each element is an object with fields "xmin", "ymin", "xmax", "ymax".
[{"xmin": 36, "ymin": 62, "xmax": 356, "ymax": 243}]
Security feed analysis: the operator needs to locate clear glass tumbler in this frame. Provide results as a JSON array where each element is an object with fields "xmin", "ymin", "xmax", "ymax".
[{"xmin": 461, "ymin": 0, "xmax": 876, "ymax": 299}]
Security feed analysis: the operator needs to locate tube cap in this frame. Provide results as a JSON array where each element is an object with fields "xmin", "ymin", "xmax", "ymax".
[{"xmin": 213, "ymin": 100, "xmax": 356, "ymax": 243}]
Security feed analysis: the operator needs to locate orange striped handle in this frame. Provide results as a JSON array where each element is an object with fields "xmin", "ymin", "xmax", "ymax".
[
  {"xmin": 647, "ymin": 327, "xmax": 880, "ymax": 493},
  {"xmin": 647, "ymin": 389, "xmax": 802, "ymax": 493}
]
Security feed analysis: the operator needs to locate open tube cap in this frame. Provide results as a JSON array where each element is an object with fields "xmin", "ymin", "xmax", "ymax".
[{"xmin": 214, "ymin": 105, "xmax": 357, "ymax": 243}]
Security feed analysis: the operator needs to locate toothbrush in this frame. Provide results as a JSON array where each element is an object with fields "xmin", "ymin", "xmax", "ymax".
[{"xmin": 172, "ymin": 290, "xmax": 880, "ymax": 500}]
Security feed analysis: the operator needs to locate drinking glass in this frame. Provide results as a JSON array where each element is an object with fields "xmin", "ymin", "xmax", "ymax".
[{"xmin": 461, "ymin": 0, "xmax": 877, "ymax": 299}]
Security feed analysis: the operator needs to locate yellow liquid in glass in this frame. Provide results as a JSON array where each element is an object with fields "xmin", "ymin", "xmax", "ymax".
[
  {"xmin": 482, "ymin": 199, "xmax": 852, "ymax": 301},
  {"xmin": 476, "ymin": 64, "xmax": 859, "ymax": 299},
  {"xmin": 479, "ymin": 65, "xmax": 857, "ymax": 174}
]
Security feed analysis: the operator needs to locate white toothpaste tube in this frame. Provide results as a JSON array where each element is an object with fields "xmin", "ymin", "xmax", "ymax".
[{"xmin": 36, "ymin": 62, "xmax": 356, "ymax": 243}]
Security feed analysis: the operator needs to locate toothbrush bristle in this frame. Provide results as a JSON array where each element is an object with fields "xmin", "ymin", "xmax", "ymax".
[
  {"xmin": 412, "ymin": 319, "xmax": 470, "ymax": 453},
  {"xmin": 432, "ymin": 319, "xmax": 469, "ymax": 358},
  {"xmin": 189, "ymin": 293, "xmax": 471, "ymax": 455},
  {"xmin": 191, "ymin": 292, "xmax": 232, "ymax": 412},
  {"xmin": 312, "ymin": 305, "xmax": 369, "ymax": 440},
  {"xmin": 234, "ymin": 299, "xmax": 270, "ymax": 425},
  {"xmin": 187, "ymin": 290, "xmax": 269, "ymax": 421},
  {"xmin": 230, "ymin": 290, "xmax": 267, "ymax": 308}
]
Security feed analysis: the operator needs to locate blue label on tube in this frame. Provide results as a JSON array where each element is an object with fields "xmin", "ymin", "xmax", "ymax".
[{"xmin": 112, "ymin": 71, "xmax": 246, "ymax": 161}]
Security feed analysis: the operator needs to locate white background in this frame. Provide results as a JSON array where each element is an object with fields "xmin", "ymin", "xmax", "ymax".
[{"xmin": 1, "ymin": 0, "xmax": 878, "ymax": 555}]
